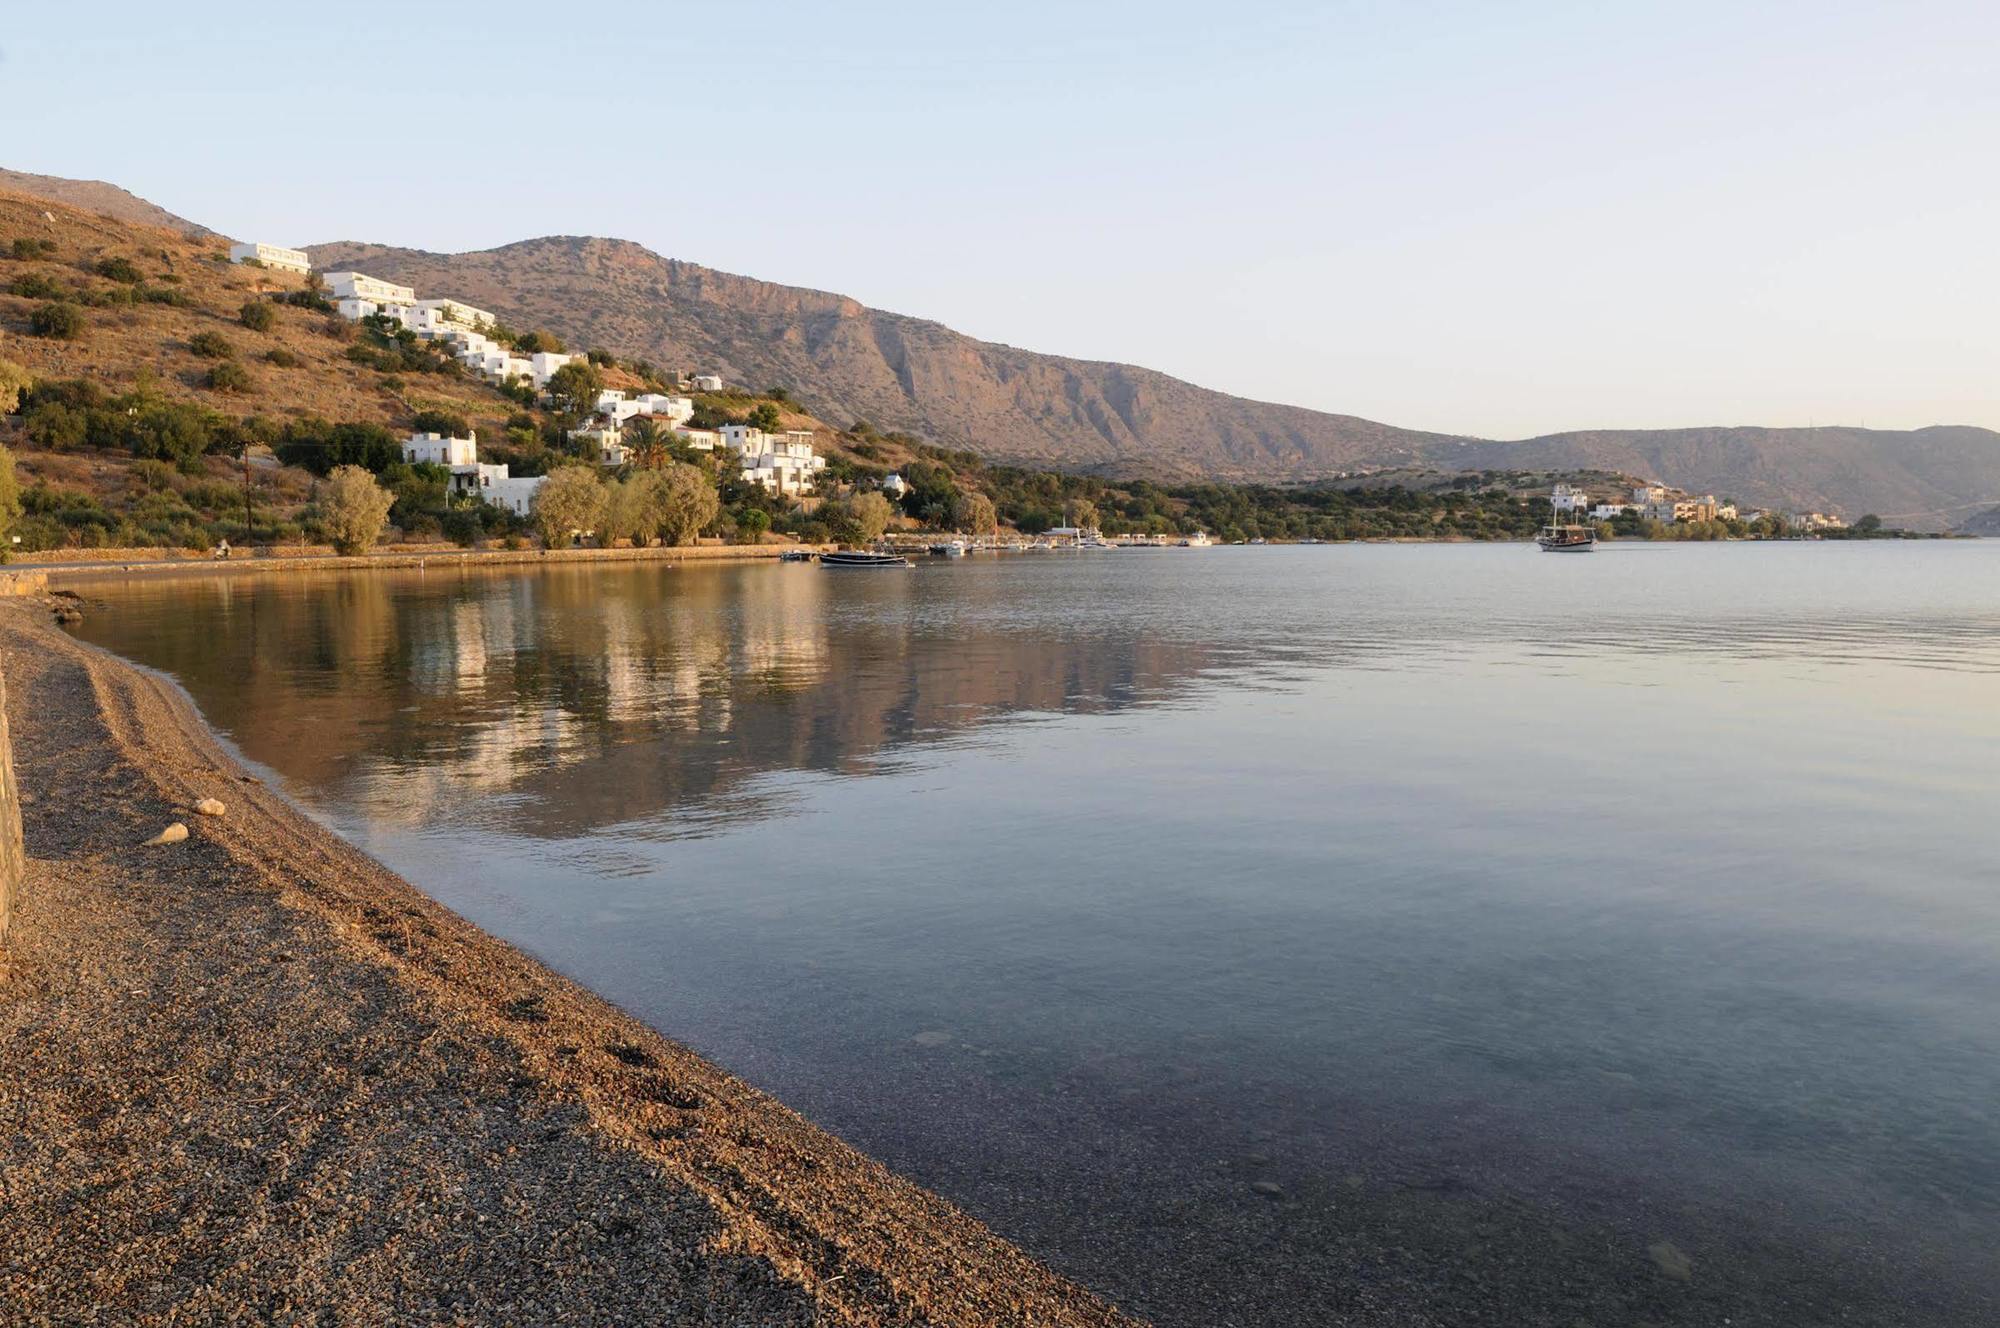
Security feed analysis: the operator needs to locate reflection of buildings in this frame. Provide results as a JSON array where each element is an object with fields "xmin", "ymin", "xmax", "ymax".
[{"xmin": 82, "ymin": 564, "xmax": 1211, "ymax": 841}]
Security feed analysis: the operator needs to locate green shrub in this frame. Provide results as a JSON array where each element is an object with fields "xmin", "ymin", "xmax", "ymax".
[
  {"xmin": 187, "ymin": 330, "xmax": 234, "ymax": 360},
  {"xmin": 410, "ymin": 408, "xmax": 470, "ymax": 437},
  {"xmin": 128, "ymin": 459, "xmax": 179, "ymax": 492},
  {"xmin": 441, "ymin": 509, "xmax": 482, "ymax": 547},
  {"xmin": 29, "ymin": 302, "xmax": 83, "ymax": 340},
  {"xmin": 95, "ymin": 256, "xmax": 144, "ymax": 284},
  {"xmin": 239, "ymin": 300, "xmax": 276, "ymax": 332},
  {"xmin": 265, "ymin": 348, "xmax": 301, "ymax": 368},
  {"xmin": 206, "ymin": 361, "xmax": 252, "ymax": 394},
  {"xmin": 125, "ymin": 402, "xmax": 224, "ymax": 465},
  {"xmin": 0, "ymin": 358, "xmax": 31, "ymax": 416},
  {"xmin": 138, "ymin": 285, "xmax": 192, "ymax": 307},
  {"xmin": 586, "ymin": 348, "xmax": 616, "ymax": 367},
  {"xmin": 9, "ymin": 238, "xmax": 58, "ymax": 261},
  {"xmin": 10, "ymin": 273, "xmax": 64, "ymax": 299}
]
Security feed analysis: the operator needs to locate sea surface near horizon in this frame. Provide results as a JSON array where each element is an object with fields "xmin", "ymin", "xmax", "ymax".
[{"xmin": 73, "ymin": 544, "xmax": 2000, "ymax": 1326}]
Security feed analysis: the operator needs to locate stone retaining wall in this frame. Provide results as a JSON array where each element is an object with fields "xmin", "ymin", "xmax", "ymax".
[{"xmin": 0, "ymin": 667, "xmax": 20, "ymax": 943}]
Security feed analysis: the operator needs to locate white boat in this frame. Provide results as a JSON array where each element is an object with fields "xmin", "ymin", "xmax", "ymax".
[
  {"xmin": 1537, "ymin": 524, "xmax": 1597, "ymax": 552},
  {"xmin": 1178, "ymin": 531, "xmax": 1214, "ymax": 548},
  {"xmin": 928, "ymin": 540, "xmax": 968, "ymax": 557}
]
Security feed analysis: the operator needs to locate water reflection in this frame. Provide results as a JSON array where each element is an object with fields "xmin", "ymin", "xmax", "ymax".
[{"xmin": 79, "ymin": 562, "xmax": 1216, "ymax": 839}]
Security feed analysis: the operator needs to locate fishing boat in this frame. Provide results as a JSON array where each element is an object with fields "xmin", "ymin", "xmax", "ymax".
[
  {"xmin": 820, "ymin": 550, "xmax": 913, "ymax": 568},
  {"xmin": 1178, "ymin": 531, "xmax": 1214, "ymax": 548},
  {"xmin": 1537, "ymin": 523, "xmax": 1597, "ymax": 552},
  {"xmin": 928, "ymin": 540, "xmax": 968, "ymax": 557}
]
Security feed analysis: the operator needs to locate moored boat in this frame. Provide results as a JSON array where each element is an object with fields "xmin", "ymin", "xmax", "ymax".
[
  {"xmin": 1537, "ymin": 524, "xmax": 1597, "ymax": 552},
  {"xmin": 820, "ymin": 550, "xmax": 914, "ymax": 568}
]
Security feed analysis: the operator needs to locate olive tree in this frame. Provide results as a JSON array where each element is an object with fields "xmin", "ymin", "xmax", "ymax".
[
  {"xmin": 534, "ymin": 464, "xmax": 607, "ymax": 548},
  {"xmin": 951, "ymin": 491, "xmax": 998, "ymax": 536},
  {"xmin": 654, "ymin": 462, "xmax": 719, "ymax": 546},
  {"xmin": 825, "ymin": 491, "xmax": 893, "ymax": 546},
  {"xmin": 321, "ymin": 465, "xmax": 395, "ymax": 555},
  {"xmin": 544, "ymin": 360, "xmax": 604, "ymax": 424}
]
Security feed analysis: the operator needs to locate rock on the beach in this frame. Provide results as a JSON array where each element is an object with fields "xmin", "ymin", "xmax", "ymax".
[
  {"xmin": 1249, "ymin": 1180, "xmax": 1287, "ymax": 1199},
  {"xmin": 194, "ymin": 798, "xmax": 226, "ymax": 817},
  {"xmin": 146, "ymin": 822, "xmax": 188, "ymax": 846},
  {"xmin": 1648, "ymin": 1240, "xmax": 1693, "ymax": 1282}
]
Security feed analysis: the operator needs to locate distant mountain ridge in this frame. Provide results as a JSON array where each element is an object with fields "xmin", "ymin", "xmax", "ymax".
[{"xmin": 6, "ymin": 168, "xmax": 1995, "ymax": 526}]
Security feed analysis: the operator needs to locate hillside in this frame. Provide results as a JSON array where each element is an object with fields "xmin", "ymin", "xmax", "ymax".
[
  {"xmin": 307, "ymin": 236, "xmax": 1468, "ymax": 482},
  {"xmin": 5, "ymin": 169, "xmax": 1997, "ymax": 527},
  {"xmin": 0, "ymin": 169, "xmax": 216, "ymax": 239},
  {"xmin": 307, "ymin": 236, "xmax": 2000, "ymax": 526}
]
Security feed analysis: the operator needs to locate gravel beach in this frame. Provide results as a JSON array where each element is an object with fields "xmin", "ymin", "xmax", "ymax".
[{"xmin": 0, "ymin": 599, "xmax": 1134, "ymax": 1327}]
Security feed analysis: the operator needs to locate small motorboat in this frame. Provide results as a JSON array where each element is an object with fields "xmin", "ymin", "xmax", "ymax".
[
  {"xmin": 779, "ymin": 550, "xmax": 815, "ymax": 563},
  {"xmin": 928, "ymin": 540, "xmax": 968, "ymax": 557},
  {"xmin": 820, "ymin": 550, "xmax": 913, "ymax": 568},
  {"xmin": 1537, "ymin": 524, "xmax": 1597, "ymax": 552}
]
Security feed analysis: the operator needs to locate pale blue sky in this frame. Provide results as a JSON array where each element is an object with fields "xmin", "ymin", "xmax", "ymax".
[{"xmin": 5, "ymin": 1, "xmax": 1996, "ymax": 438}]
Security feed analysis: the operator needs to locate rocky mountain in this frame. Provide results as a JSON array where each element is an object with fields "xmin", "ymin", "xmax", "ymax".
[
  {"xmin": 304, "ymin": 236, "xmax": 2000, "ymax": 527},
  {"xmin": 0, "ymin": 169, "xmax": 216, "ymax": 239}
]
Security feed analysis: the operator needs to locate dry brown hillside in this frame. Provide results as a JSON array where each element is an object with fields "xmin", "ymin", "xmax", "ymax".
[
  {"xmin": 0, "ymin": 169, "xmax": 216, "ymax": 239},
  {"xmin": 0, "ymin": 191, "xmax": 525, "ymax": 443}
]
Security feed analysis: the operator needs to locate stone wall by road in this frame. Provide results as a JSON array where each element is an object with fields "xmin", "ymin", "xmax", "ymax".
[{"xmin": 0, "ymin": 666, "xmax": 20, "ymax": 943}]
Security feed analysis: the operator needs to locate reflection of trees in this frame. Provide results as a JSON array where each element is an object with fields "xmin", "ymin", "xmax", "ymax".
[{"xmin": 81, "ymin": 564, "xmax": 1212, "ymax": 840}]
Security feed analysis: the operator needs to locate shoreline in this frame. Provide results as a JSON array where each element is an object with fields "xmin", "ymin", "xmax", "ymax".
[{"xmin": 0, "ymin": 597, "xmax": 1133, "ymax": 1326}]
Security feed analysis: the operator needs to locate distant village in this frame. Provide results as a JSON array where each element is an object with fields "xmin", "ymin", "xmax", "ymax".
[
  {"xmin": 228, "ymin": 242, "xmax": 831, "ymax": 520},
  {"xmin": 1549, "ymin": 482, "xmax": 1848, "ymax": 533}
]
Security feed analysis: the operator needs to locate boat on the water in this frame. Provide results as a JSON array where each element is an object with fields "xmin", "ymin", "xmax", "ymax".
[
  {"xmin": 1537, "ymin": 524, "xmax": 1597, "ymax": 552},
  {"xmin": 1178, "ymin": 531, "xmax": 1214, "ymax": 548},
  {"xmin": 928, "ymin": 540, "xmax": 968, "ymax": 558},
  {"xmin": 779, "ymin": 550, "xmax": 815, "ymax": 563},
  {"xmin": 820, "ymin": 550, "xmax": 914, "ymax": 568}
]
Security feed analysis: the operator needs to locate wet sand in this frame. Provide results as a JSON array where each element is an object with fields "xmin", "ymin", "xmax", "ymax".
[{"xmin": 0, "ymin": 599, "xmax": 1134, "ymax": 1327}]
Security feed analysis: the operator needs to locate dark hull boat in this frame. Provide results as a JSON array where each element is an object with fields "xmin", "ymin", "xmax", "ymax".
[{"xmin": 820, "ymin": 550, "xmax": 914, "ymax": 568}]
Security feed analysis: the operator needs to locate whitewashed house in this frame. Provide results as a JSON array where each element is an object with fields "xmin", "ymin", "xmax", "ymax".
[
  {"xmin": 487, "ymin": 474, "xmax": 546, "ymax": 517},
  {"xmin": 569, "ymin": 424, "xmax": 628, "ymax": 467},
  {"xmin": 673, "ymin": 427, "xmax": 718, "ymax": 452},
  {"xmin": 731, "ymin": 428, "xmax": 825, "ymax": 496},
  {"xmin": 228, "ymin": 242, "xmax": 311, "ymax": 275},
  {"xmin": 403, "ymin": 432, "xmax": 479, "ymax": 468},
  {"xmin": 449, "ymin": 461, "xmax": 513, "ymax": 500},
  {"xmin": 1550, "ymin": 483, "xmax": 1591, "ymax": 515},
  {"xmin": 692, "ymin": 374, "xmax": 724, "ymax": 392},
  {"xmin": 881, "ymin": 474, "xmax": 909, "ymax": 498},
  {"xmin": 323, "ymin": 271, "xmax": 417, "ymax": 306},
  {"xmin": 529, "ymin": 352, "xmax": 573, "ymax": 388},
  {"xmin": 411, "ymin": 297, "xmax": 494, "ymax": 333},
  {"xmin": 632, "ymin": 393, "xmax": 694, "ymax": 425},
  {"xmin": 1589, "ymin": 502, "xmax": 1632, "ymax": 521}
]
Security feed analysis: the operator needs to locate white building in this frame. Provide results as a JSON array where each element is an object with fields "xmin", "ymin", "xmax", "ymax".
[
  {"xmin": 487, "ymin": 474, "xmax": 546, "ymax": 518},
  {"xmin": 449, "ymin": 461, "xmax": 513, "ymax": 501},
  {"xmin": 1589, "ymin": 503, "xmax": 1632, "ymax": 521},
  {"xmin": 323, "ymin": 271, "xmax": 417, "ymax": 306},
  {"xmin": 631, "ymin": 393, "xmax": 694, "ymax": 425},
  {"xmin": 1550, "ymin": 483, "xmax": 1590, "ymax": 515},
  {"xmin": 569, "ymin": 425, "xmax": 628, "ymax": 467},
  {"xmin": 228, "ymin": 242, "xmax": 311, "ymax": 275},
  {"xmin": 412, "ymin": 297, "xmax": 494, "ymax": 333},
  {"xmin": 732, "ymin": 428, "xmax": 825, "ymax": 496},
  {"xmin": 528, "ymin": 351, "xmax": 573, "ymax": 388},
  {"xmin": 691, "ymin": 374, "xmax": 724, "ymax": 392},
  {"xmin": 1630, "ymin": 484, "xmax": 1676, "ymax": 522},
  {"xmin": 881, "ymin": 474, "xmax": 909, "ymax": 498},
  {"xmin": 403, "ymin": 432, "xmax": 479, "ymax": 468},
  {"xmin": 673, "ymin": 427, "xmax": 718, "ymax": 452}
]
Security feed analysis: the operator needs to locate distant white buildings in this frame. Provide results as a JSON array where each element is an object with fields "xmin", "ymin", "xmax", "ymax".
[
  {"xmin": 324, "ymin": 271, "xmax": 417, "ymax": 306},
  {"xmin": 881, "ymin": 473, "xmax": 909, "ymax": 498},
  {"xmin": 229, "ymin": 241, "xmax": 311, "ymax": 275},
  {"xmin": 691, "ymin": 374, "xmax": 724, "ymax": 392},
  {"xmin": 1550, "ymin": 483, "xmax": 1591, "ymax": 515}
]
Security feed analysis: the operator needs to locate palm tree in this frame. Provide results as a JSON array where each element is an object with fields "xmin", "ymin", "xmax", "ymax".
[{"xmin": 624, "ymin": 417, "xmax": 670, "ymax": 472}]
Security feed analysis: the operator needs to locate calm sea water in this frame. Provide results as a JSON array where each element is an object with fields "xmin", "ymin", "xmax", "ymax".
[{"xmin": 72, "ymin": 545, "xmax": 2000, "ymax": 1326}]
